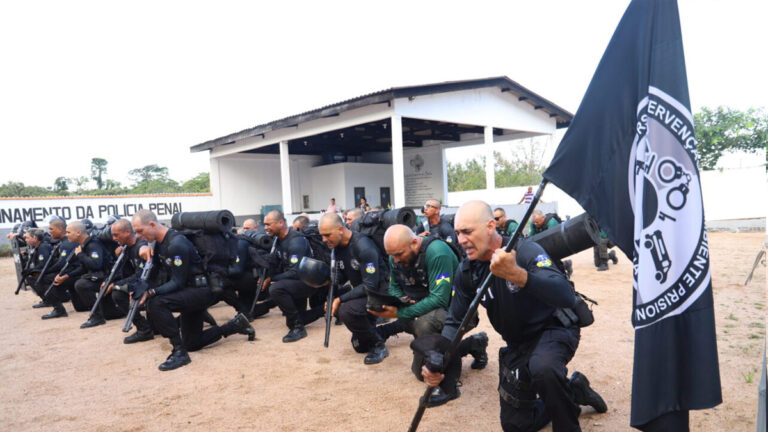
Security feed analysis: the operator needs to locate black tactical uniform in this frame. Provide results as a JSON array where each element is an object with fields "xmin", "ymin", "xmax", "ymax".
[
  {"xmin": 334, "ymin": 232, "xmax": 390, "ymax": 362},
  {"xmin": 110, "ymin": 237, "xmax": 153, "ymax": 343},
  {"xmin": 26, "ymin": 241, "xmax": 53, "ymax": 304},
  {"xmin": 42, "ymin": 238, "xmax": 87, "ymax": 317},
  {"xmin": 413, "ymin": 218, "xmax": 457, "ymax": 244},
  {"xmin": 145, "ymin": 229, "xmax": 253, "ymax": 371},
  {"xmin": 223, "ymin": 236, "xmax": 257, "ymax": 316},
  {"xmin": 268, "ymin": 228, "xmax": 323, "ymax": 342},
  {"xmin": 73, "ymin": 236, "xmax": 118, "ymax": 327},
  {"xmin": 441, "ymin": 239, "xmax": 604, "ymax": 432}
]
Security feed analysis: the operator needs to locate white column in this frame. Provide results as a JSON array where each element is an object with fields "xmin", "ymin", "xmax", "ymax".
[
  {"xmin": 279, "ymin": 140, "xmax": 293, "ymax": 215},
  {"xmin": 391, "ymin": 115, "xmax": 406, "ymax": 208},
  {"xmin": 484, "ymin": 125, "xmax": 495, "ymax": 191},
  {"xmin": 209, "ymin": 157, "xmax": 222, "ymax": 209}
]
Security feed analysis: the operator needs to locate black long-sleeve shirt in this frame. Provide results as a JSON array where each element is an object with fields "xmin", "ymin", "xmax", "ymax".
[
  {"xmin": 46, "ymin": 239, "xmax": 80, "ymax": 276},
  {"xmin": 67, "ymin": 236, "xmax": 112, "ymax": 278},
  {"xmin": 28, "ymin": 243, "xmax": 52, "ymax": 273},
  {"xmin": 112, "ymin": 238, "xmax": 149, "ymax": 290},
  {"xmin": 335, "ymin": 233, "xmax": 389, "ymax": 302},
  {"xmin": 271, "ymin": 229, "xmax": 311, "ymax": 282},
  {"xmin": 152, "ymin": 229, "xmax": 203, "ymax": 295},
  {"xmin": 442, "ymin": 239, "xmax": 576, "ymax": 346}
]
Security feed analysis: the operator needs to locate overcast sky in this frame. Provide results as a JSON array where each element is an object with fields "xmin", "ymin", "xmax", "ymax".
[{"xmin": 1, "ymin": 0, "xmax": 766, "ymax": 189}]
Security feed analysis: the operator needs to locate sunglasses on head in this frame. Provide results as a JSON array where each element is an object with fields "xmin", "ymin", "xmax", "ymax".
[{"xmin": 494, "ymin": 216, "xmax": 502, "ymax": 221}]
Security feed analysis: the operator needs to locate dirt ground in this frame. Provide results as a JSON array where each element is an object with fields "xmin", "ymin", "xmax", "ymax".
[{"xmin": 0, "ymin": 231, "xmax": 764, "ymax": 431}]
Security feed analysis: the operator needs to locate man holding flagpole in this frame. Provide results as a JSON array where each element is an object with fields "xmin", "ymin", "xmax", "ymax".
[{"xmin": 543, "ymin": 0, "xmax": 722, "ymax": 430}]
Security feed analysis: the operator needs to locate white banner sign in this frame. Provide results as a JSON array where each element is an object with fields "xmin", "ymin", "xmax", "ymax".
[{"xmin": 0, "ymin": 194, "xmax": 212, "ymax": 229}]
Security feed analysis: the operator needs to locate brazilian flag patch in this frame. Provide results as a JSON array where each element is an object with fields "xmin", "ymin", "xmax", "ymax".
[
  {"xmin": 365, "ymin": 263, "xmax": 376, "ymax": 274},
  {"xmin": 173, "ymin": 256, "xmax": 183, "ymax": 266},
  {"xmin": 435, "ymin": 272, "xmax": 451, "ymax": 286},
  {"xmin": 535, "ymin": 254, "xmax": 552, "ymax": 268}
]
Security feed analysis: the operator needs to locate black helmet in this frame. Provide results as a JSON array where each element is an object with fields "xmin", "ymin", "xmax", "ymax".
[
  {"xmin": 297, "ymin": 257, "xmax": 330, "ymax": 288},
  {"xmin": 81, "ymin": 218, "xmax": 94, "ymax": 231},
  {"xmin": 365, "ymin": 287, "xmax": 406, "ymax": 312},
  {"xmin": 106, "ymin": 215, "xmax": 120, "ymax": 225}
]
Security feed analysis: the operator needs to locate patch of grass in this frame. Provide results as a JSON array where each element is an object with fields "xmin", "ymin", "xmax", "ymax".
[
  {"xmin": 742, "ymin": 371, "xmax": 755, "ymax": 384},
  {"xmin": 726, "ymin": 313, "xmax": 738, "ymax": 321},
  {"xmin": 725, "ymin": 323, "xmax": 736, "ymax": 328},
  {"xmin": 748, "ymin": 322, "xmax": 765, "ymax": 329},
  {"xmin": 748, "ymin": 333, "xmax": 761, "ymax": 339},
  {"xmin": 754, "ymin": 303, "xmax": 764, "ymax": 310}
]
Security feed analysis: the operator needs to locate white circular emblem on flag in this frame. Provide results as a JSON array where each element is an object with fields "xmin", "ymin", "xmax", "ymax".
[{"xmin": 627, "ymin": 86, "xmax": 711, "ymax": 329}]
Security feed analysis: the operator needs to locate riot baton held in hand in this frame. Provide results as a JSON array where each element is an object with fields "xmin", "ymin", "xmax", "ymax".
[
  {"xmin": 34, "ymin": 244, "xmax": 60, "ymax": 287},
  {"xmin": 43, "ymin": 252, "xmax": 77, "ymax": 299},
  {"xmin": 407, "ymin": 179, "xmax": 549, "ymax": 432},
  {"xmin": 324, "ymin": 249, "xmax": 336, "ymax": 348},
  {"xmin": 249, "ymin": 236, "xmax": 278, "ymax": 317},
  {"xmin": 122, "ymin": 245, "xmax": 155, "ymax": 333},
  {"xmin": 88, "ymin": 250, "xmax": 127, "ymax": 321}
]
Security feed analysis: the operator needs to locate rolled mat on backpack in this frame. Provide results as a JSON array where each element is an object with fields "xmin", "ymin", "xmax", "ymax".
[
  {"xmin": 381, "ymin": 207, "xmax": 417, "ymax": 230},
  {"xmin": 528, "ymin": 212, "xmax": 601, "ymax": 261},
  {"xmin": 171, "ymin": 210, "xmax": 235, "ymax": 234}
]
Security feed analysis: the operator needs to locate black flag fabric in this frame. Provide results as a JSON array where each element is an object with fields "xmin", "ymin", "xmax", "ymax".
[{"xmin": 542, "ymin": 0, "xmax": 722, "ymax": 428}]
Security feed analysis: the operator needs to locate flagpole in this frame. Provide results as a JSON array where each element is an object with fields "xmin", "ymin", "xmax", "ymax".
[{"xmin": 407, "ymin": 178, "xmax": 549, "ymax": 432}]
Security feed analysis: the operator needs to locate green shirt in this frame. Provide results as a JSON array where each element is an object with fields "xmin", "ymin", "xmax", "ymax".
[
  {"xmin": 388, "ymin": 239, "xmax": 458, "ymax": 320},
  {"xmin": 529, "ymin": 217, "xmax": 559, "ymax": 237}
]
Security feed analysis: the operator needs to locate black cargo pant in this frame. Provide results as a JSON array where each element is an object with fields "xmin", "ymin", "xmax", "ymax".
[
  {"xmin": 338, "ymin": 297, "xmax": 381, "ymax": 353},
  {"xmin": 112, "ymin": 288, "xmax": 151, "ymax": 332},
  {"xmin": 74, "ymin": 277, "xmax": 124, "ymax": 319},
  {"xmin": 269, "ymin": 279, "xmax": 324, "ymax": 329},
  {"xmin": 40, "ymin": 273, "xmax": 88, "ymax": 311},
  {"xmin": 220, "ymin": 274, "xmax": 257, "ymax": 315},
  {"xmin": 498, "ymin": 326, "xmax": 581, "ymax": 432},
  {"xmin": 146, "ymin": 286, "xmax": 224, "ymax": 352}
]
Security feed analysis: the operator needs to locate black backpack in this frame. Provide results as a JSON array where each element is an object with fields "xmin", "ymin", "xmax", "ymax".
[
  {"xmin": 302, "ymin": 221, "xmax": 332, "ymax": 265},
  {"xmin": 178, "ymin": 229, "xmax": 238, "ymax": 279}
]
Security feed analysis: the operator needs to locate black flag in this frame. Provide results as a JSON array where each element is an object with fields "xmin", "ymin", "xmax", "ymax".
[{"xmin": 543, "ymin": 0, "xmax": 722, "ymax": 428}]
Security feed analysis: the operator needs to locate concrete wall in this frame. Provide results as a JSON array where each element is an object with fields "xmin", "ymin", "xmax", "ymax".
[{"xmin": 342, "ymin": 163, "xmax": 394, "ymax": 209}]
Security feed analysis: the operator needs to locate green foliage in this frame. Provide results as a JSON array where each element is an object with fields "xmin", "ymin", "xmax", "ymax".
[
  {"xmin": 0, "ymin": 181, "xmax": 55, "ymax": 197},
  {"xmin": 90, "ymin": 158, "xmax": 108, "ymax": 189},
  {"xmin": 494, "ymin": 150, "xmax": 544, "ymax": 188},
  {"xmin": 53, "ymin": 176, "xmax": 69, "ymax": 193},
  {"xmin": 447, "ymin": 156, "xmax": 486, "ymax": 192},
  {"xmin": 0, "ymin": 244, "xmax": 12, "ymax": 258},
  {"xmin": 694, "ymin": 106, "xmax": 768, "ymax": 170},
  {"xmin": 181, "ymin": 172, "xmax": 210, "ymax": 192}
]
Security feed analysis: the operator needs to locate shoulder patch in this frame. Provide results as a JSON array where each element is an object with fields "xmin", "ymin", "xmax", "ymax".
[
  {"xmin": 289, "ymin": 255, "xmax": 299, "ymax": 264},
  {"xmin": 235, "ymin": 255, "xmax": 240, "ymax": 263},
  {"xmin": 61, "ymin": 250, "xmax": 67, "ymax": 256},
  {"xmin": 90, "ymin": 251, "xmax": 100, "ymax": 259},
  {"xmin": 39, "ymin": 255, "xmax": 45, "ymax": 261},
  {"xmin": 365, "ymin": 263, "xmax": 376, "ymax": 274},
  {"xmin": 173, "ymin": 256, "xmax": 183, "ymax": 266},
  {"xmin": 535, "ymin": 254, "xmax": 552, "ymax": 268},
  {"xmin": 435, "ymin": 272, "xmax": 451, "ymax": 285},
  {"xmin": 445, "ymin": 235, "xmax": 453, "ymax": 243}
]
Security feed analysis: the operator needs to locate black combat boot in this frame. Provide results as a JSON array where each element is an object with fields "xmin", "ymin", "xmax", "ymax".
[
  {"xmin": 32, "ymin": 300, "xmax": 51, "ymax": 309},
  {"xmin": 570, "ymin": 371, "xmax": 608, "ymax": 413},
  {"xmin": 364, "ymin": 341, "xmax": 389, "ymax": 365},
  {"xmin": 608, "ymin": 249, "xmax": 618, "ymax": 264},
  {"xmin": 221, "ymin": 313, "xmax": 255, "ymax": 341},
  {"xmin": 80, "ymin": 310, "xmax": 106, "ymax": 329},
  {"xmin": 124, "ymin": 318, "xmax": 154, "ymax": 344},
  {"xmin": 158, "ymin": 346, "xmax": 191, "ymax": 371},
  {"xmin": 282, "ymin": 324, "xmax": 307, "ymax": 343},
  {"xmin": 422, "ymin": 385, "xmax": 461, "ymax": 408},
  {"xmin": 202, "ymin": 310, "xmax": 217, "ymax": 327},
  {"xmin": 42, "ymin": 304, "xmax": 68, "ymax": 320},
  {"xmin": 468, "ymin": 332, "xmax": 489, "ymax": 370}
]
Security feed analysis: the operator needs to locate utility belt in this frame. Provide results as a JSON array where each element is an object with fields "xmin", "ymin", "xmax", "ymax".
[
  {"xmin": 83, "ymin": 271, "xmax": 106, "ymax": 282},
  {"xmin": 498, "ymin": 345, "xmax": 538, "ymax": 409}
]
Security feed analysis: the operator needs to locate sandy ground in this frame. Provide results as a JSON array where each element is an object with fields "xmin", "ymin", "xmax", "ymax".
[{"xmin": 0, "ymin": 231, "xmax": 764, "ymax": 432}]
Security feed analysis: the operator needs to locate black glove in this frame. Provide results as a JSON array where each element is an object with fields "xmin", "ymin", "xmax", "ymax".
[
  {"xmin": 424, "ymin": 350, "xmax": 445, "ymax": 373},
  {"xmin": 132, "ymin": 279, "xmax": 149, "ymax": 299},
  {"xmin": 410, "ymin": 334, "xmax": 451, "ymax": 357}
]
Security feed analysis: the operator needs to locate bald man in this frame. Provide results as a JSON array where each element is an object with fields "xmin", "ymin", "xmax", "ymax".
[
  {"xmin": 529, "ymin": 209, "xmax": 561, "ymax": 237},
  {"xmin": 344, "ymin": 208, "xmax": 363, "ymax": 227},
  {"xmin": 40, "ymin": 219, "xmax": 87, "ymax": 319},
  {"xmin": 369, "ymin": 224, "xmax": 458, "ymax": 380},
  {"xmin": 421, "ymin": 200, "xmax": 606, "ymax": 430},
  {"xmin": 319, "ymin": 213, "xmax": 390, "ymax": 364},
  {"xmin": 242, "ymin": 219, "xmax": 259, "ymax": 232},
  {"xmin": 64, "ymin": 220, "xmax": 117, "ymax": 329},
  {"xmin": 108, "ymin": 219, "xmax": 153, "ymax": 344}
]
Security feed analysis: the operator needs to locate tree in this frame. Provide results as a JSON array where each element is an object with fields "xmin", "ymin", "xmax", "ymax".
[
  {"xmin": 181, "ymin": 172, "xmax": 210, "ymax": 192},
  {"xmin": 53, "ymin": 176, "xmax": 69, "ymax": 193},
  {"xmin": 0, "ymin": 181, "xmax": 53, "ymax": 197},
  {"xmin": 694, "ymin": 107, "xmax": 767, "ymax": 170},
  {"xmin": 447, "ymin": 156, "xmax": 486, "ymax": 192},
  {"xmin": 68, "ymin": 176, "xmax": 90, "ymax": 192},
  {"xmin": 90, "ymin": 158, "xmax": 108, "ymax": 189},
  {"xmin": 128, "ymin": 164, "xmax": 170, "ymax": 184},
  {"xmin": 128, "ymin": 164, "xmax": 180, "ymax": 193}
]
